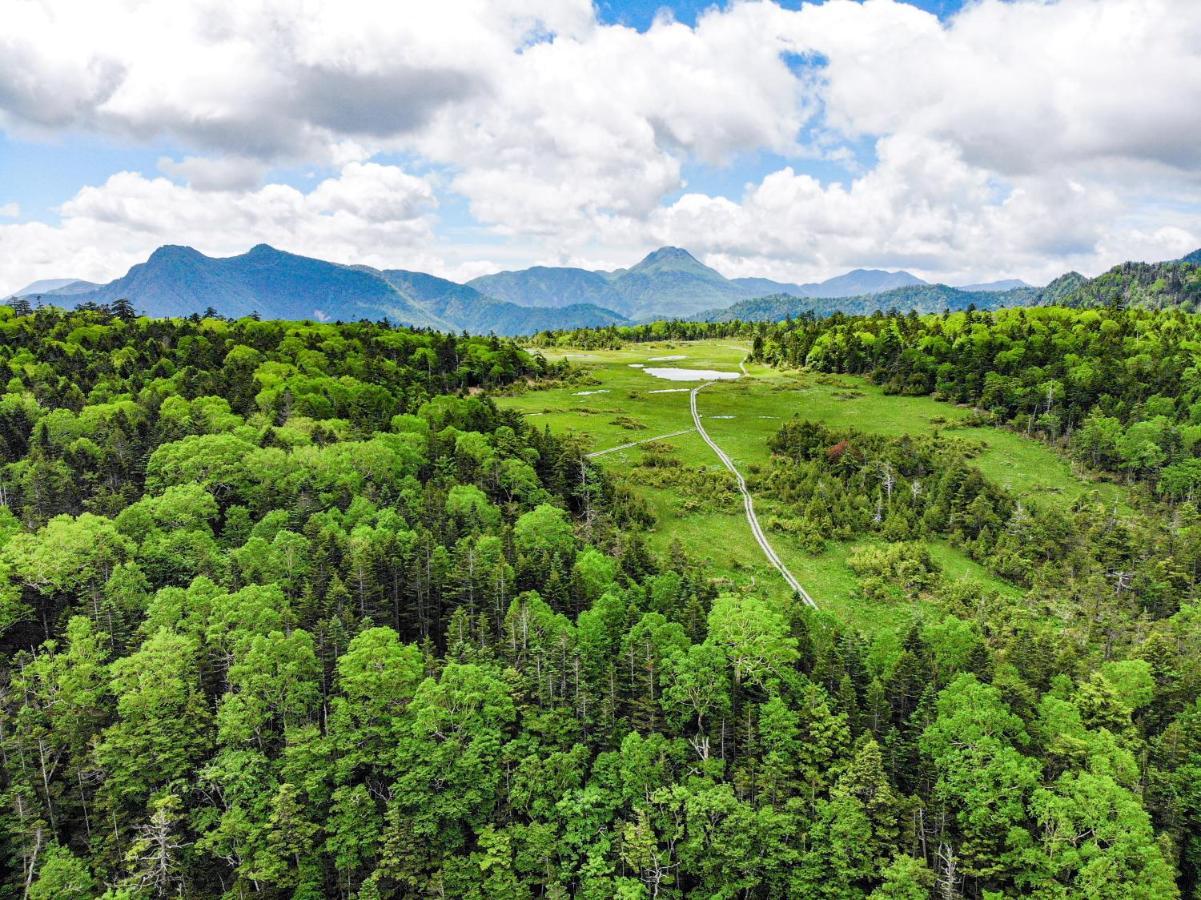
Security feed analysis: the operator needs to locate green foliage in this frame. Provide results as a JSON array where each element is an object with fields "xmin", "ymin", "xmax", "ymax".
[
  {"xmin": 1, "ymin": 308, "xmax": 1198, "ymax": 898},
  {"xmin": 29, "ymin": 844, "xmax": 95, "ymax": 900}
]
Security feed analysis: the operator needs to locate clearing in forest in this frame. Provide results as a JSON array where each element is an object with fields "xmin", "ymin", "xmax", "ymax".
[{"xmin": 496, "ymin": 340, "xmax": 1125, "ymax": 632}]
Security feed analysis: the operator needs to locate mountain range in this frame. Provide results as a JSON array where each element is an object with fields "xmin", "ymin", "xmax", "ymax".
[
  {"xmin": 468, "ymin": 248, "xmax": 930, "ymax": 318},
  {"xmin": 9, "ymin": 244, "xmax": 938, "ymax": 332},
  {"xmin": 10, "ymin": 245, "xmax": 626, "ymax": 335},
  {"xmin": 9, "ymin": 243, "xmax": 1200, "ymax": 333}
]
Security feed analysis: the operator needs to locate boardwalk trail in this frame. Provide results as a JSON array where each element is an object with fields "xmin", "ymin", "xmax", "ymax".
[
  {"xmin": 689, "ymin": 381, "xmax": 817, "ymax": 609},
  {"xmin": 586, "ymin": 428, "xmax": 696, "ymax": 458}
]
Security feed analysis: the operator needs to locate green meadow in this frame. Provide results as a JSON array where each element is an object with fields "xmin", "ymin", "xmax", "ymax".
[{"xmin": 497, "ymin": 340, "xmax": 1117, "ymax": 631}]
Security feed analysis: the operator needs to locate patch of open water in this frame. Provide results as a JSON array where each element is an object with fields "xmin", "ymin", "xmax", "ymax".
[{"xmin": 643, "ymin": 367, "xmax": 740, "ymax": 382}]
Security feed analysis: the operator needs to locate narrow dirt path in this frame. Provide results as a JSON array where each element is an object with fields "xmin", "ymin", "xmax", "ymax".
[
  {"xmin": 586, "ymin": 428, "xmax": 696, "ymax": 458},
  {"xmin": 690, "ymin": 382, "xmax": 817, "ymax": 608}
]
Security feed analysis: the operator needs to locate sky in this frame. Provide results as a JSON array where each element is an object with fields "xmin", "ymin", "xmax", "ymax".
[{"xmin": 2, "ymin": 0, "xmax": 1200, "ymax": 295}]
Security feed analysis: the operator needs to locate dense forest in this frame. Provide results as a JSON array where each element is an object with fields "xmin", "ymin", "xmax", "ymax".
[{"xmin": 3, "ymin": 303, "xmax": 1201, "ymax": 898}]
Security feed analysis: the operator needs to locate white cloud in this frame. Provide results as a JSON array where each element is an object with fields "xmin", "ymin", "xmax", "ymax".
[
  {"xmin": 0, "ymin": 163, "xmax": 440, "ymax": 291},
  {"xmin": 0, "ymin": 203, "xmax": 18, "ymax": 219},
  {"xmin": 0, "ymin": 0, "xmax": 593, "ymax": 158},
  {"xmin": 1, "ymin": 0, "xmax": 1199, "ymax": 286},
  {"xmin": 423, "ymin": 3, "xmax": 814, "ymax": 234},
  {"xmin": 795, "ymin": 0, "xmax": 1201, "ymax": 176}
]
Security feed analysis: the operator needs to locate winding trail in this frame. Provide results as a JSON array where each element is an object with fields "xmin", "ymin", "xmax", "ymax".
[
  {"xmin": 690, "ymin": 382, "xmax": 817, "ymax": 608},
  {"xmin": 587, "ymin": 428, "xmax": 695, "ymax": 458},
  {"xmin": 723, "ymin": 344, "xmax": 752, "ymax": 375}
]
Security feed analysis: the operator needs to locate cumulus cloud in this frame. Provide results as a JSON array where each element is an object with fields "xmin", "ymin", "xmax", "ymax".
[
  {"xmin": 1, "ymin": 0, "xmax": 1199, "ymax": 288},
  {"xmin": 0, "ymin": 0, "xmax": 591, "ymax": 157},
  {"xmin": 794, "ymin": 0, "xmax": 1201, "ymax": 176},
  {"xmin": 0, "ymin": 163, "xmax": 439, "ymax": 293},
  {"xmin": 424, "ymin": 3, "xmax": 814, "ymax": 233}
]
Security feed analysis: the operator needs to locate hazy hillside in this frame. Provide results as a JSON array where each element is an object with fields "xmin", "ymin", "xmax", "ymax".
[
  {"xmin": 798, "ymin": 267, "xmax": 925, "ymax": 297},
  {"xmin": 467, "ymin": 250, "xmax": 931, "ymax": 318},
  {"xmin": 473, "ymin": 247, "xmax": 746, "ymax": 319},
  {"xmin": 11, "ymin": 277, "xmax": 99, "ymax": 297},
  {"xmin": 731, "ymin": 267, "xmax": 925, "ymax": 299},
  {"xmin": 958, "ymin": 278, "xmax": 1031, "ymax": 292},
  {"xmin": 468, "ymin": 266, "xmax": 628, "ymax": 311},
  {"xmin": 371, "ymin": 268, "xmax": 489, "ymax": 313},
  {"xmin": 379, "ymin": 269, "xmax": 626, "ymax": 333}
]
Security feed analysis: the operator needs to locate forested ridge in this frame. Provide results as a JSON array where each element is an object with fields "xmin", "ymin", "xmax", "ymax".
[{"xmin": 2, "ymin": 303, "xmax": 1201, "ymax": 898}]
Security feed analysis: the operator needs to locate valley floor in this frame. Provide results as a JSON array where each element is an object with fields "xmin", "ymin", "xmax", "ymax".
[{"xmin": 496, "ymin": 339, "xmax": 1125, "ymax": 633}]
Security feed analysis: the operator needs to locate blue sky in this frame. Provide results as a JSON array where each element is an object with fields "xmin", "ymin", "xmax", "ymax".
[
  {"xmin": 594, "ymin": 0, "xmax": 964, "ymax": 29},
  {"xmin": 1, "ymin": 0, "xmax": 1198, "ymax": 294}
]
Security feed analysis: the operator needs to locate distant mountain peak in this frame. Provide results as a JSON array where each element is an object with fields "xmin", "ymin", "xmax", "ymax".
[
  {"xmin": 1045, "ymin": 271, "xmax": 1086, "ymax": 288},
  {"xmin": 630, "ymin": 246, "xmax": 707, "ymax": 270},
  {"xmin": 151, "ymin": 243, "xmax": 202, "ymax": 256},
  {"xmin": 1183, "ymin": 248, "xmax": 1201, "ymax": 264},
  {"xmin": 643, "ymin": 245, "xmax": 696, "ymax": 260}
]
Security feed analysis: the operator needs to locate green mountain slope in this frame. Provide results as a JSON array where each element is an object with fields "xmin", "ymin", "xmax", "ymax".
[
  {"xmin": 700, "ymin": 283, "xmax": 1038, "ymax": 322},
  {"xmin": 1035, "ymin": 272, "xmax": 1088, "ymax": 305},
  {"xmin": 1058, "ymin": 259, "xmax": 1201, "ymax": 310}
]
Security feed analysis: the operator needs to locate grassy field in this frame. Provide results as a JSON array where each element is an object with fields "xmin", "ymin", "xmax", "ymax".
[{"xmin": 497, "ymin": 340, "xmax": 1116, "ymax": 632}]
